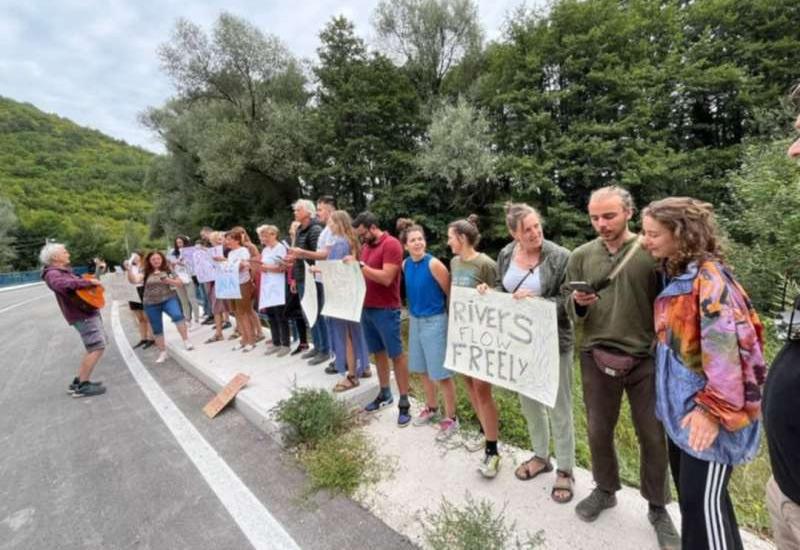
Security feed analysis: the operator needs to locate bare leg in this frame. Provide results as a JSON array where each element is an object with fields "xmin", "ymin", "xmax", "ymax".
[
  {"xmin": 154, "ymin": 335, "xmax": 166, "ymax": 352},
  {"xmin": 374, "ymin": 351, "xmax": 391, "ymax": 388},
  {"xmin": 176, "ymin": 321, "xmax": 189, "ymax": 341},
  {"xmin": 439, "ymin": 377, "xmax": 457, "ymax": 419},
  {"xmin": 78, "ymin": 349, "xmax": 104, "ymax": 382},
  {"xmin": 392, "ymin": 352, "xmax": 409, "ymax": 394},
  {"xmin": 420, "ymin": 374, "xmax": 437, "ymax": 408},
  {"xmin": 463, "ymin": 376, "xmax": 485, "ymax": 430},
  {"xmin": 474, "ymin": 380, "xmax": 498, "ymax": 440}
]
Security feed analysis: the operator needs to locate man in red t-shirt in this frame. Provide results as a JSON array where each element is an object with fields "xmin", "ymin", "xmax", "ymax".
[{"xmin": 351, "ymin": 212, "xmax": 411, "ymax": 426}]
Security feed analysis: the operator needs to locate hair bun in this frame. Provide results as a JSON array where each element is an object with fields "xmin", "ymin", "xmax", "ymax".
[
  {"xmin": 395, "ymin": 217, "xmax": 415, "ymax": 233},
  {"xmin": 466, "ymin": 214, "xmax": 480, "ymax": 228}
]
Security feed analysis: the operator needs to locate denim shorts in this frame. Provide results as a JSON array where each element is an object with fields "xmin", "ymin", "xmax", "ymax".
[
  {"xmin": 408, "ymin": 313, "xmax": 451, "ymax": 381},
  {"xmin": 144, "ymin": 296, "xmax": 185, "ymax": 336},
  {"xmin": 361, "ymin": 307, "xmax": 404, "ymax": 359},
  {"xmin": 73, "ymin": 314, "xmax": 107, "ymax": 352}
]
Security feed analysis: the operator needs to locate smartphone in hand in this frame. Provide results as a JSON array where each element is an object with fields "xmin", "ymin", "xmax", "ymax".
[{"xmin": 566, "ymin": 281, "xmax": 597, "ymax": 294}]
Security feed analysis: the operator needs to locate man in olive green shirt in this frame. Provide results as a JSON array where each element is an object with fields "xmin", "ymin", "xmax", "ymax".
[{"xmin": 566, "ymin": 186, "xmax": 678, "ymax": 549}]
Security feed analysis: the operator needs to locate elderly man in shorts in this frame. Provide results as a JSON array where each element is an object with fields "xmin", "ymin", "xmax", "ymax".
[{"xmin": 41, "ymin": 242, "xmax": 107, "ymax": 397}]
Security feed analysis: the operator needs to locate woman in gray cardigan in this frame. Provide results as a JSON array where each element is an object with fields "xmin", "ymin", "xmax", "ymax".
[{"xmin": 478, "ymin": 202, "xmax": 576, "ymax": 503}]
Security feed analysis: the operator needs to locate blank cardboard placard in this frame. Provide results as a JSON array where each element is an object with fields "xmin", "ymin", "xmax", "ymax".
[{"xmin": 203, "ymin": 373, "xmax": 250, "ymax": 418}]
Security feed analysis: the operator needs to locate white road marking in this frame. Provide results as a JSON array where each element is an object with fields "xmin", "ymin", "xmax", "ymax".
[
  {"xmin": 110, "ymin": 301, "xmax": 301, "ymax": 550},
  {"xmin": 0, "ymin": 282, "xmax": 44, "ymax": 293},
  {"xmin": 0, "ymin": 294, "xmax": 49, "ymax": 315}
]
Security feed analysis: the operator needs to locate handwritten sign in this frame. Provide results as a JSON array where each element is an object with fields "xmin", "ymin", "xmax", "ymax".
[
  {"xmin": 318, "ymin": 260, "xmax": 366, "ymax": 322},
  {"xmin": 194, "ymin": 248, "xmax": 216, "ymax": 283},
  {"xmin": 202, "ymin": 373, "xmax": 250, "ymax": 418},
  {"xmin": 301, "ymin": 262, "xmax": 318, "ymax": 327},
  {"xmin": 444, "ymin": 286, "xmax": 560, "ymax": 408},
  {"xmin": 180, "ymin": 246, "xmax": 196, "ymax": 267},
  {"xmin": 214, "ymin": 264, "xmax": 241, "ymax": 299}
]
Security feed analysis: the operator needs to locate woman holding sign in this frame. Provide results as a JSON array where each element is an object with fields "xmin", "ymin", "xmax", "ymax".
[
  {"xmin": 398, "ymin": 219, "xmax": 459, "ymax": 440},
  {"xmin": 448, "ymin": 215, "xmax": 502, "ymax": 479},
  {"xmin": 478, "ymin": 203, "xmax": 576, "ymax": 503},
  {"xmin": 256, "ymin": 224, "xmax": 291, "ymax": 357},
  {"xmin": 224, "ymin": 228, "xmax": 258, "ymax": 352},
  {"xmin": 326, "ymin": 210, "xmax": 371, "ymax": 391}
]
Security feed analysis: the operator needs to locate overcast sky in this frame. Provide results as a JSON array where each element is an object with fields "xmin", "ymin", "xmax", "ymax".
[{"xmin": 0, "ymin": 0, "xmax": 528, "ymax": 153}]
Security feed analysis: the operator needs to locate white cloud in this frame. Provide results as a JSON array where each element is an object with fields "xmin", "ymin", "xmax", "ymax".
[{"xmin": 0, "ymin": 0, "xmax": 532, "ymax": 153}]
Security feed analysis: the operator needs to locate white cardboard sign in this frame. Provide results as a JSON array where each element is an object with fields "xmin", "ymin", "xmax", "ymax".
[{"xmin": 317, "ymin": 260, "xmax": 366, "ymax": 322}]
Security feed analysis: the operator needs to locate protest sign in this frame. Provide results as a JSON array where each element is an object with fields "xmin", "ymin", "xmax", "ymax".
[
  {"xmin": 214, "ymin": 264, "xmax": 241, "ymax": 299},
  {"xmin": 317, "ymin": 260, "xmax": 365, "ymax": 322},
  {"xmin": 444, "ymin": 286, "xmax": 560, "ymax": 407},
  {"xmin": 203, "ymin": 373, "xmax": 250, "ymax": 419},
  {"xmin": 194, "ymin": 248, "xmax": 216, "ymax": 283},
  {"xmin": 300, "ymin": 262, "xmax": 318, "ymax": 327},
  {"xmin": 180, "ymin": 245, "xmax": 196, "ymax": 267}
]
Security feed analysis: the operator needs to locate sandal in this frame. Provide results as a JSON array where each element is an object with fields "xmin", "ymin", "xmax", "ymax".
[
  {"xmin": 551, "ymin": 470, "xmax": 575, "ymax": 504},
  {"xmin": 359, "ymin": 368, "xmax": 372, "ymax": 378},
  {"xmin": 333, "ymin": 374, "xmax": 359, "ymax": 393},
  {"xmin": 204, "ymin": 334, "xmax": 223, "ymax": 344},
  {"xmin": 514, "ymin": 455, "xmax": 553, "ymax": 481}
]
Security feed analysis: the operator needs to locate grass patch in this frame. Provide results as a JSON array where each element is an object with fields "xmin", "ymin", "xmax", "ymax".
[
  {"xmin": 301, "ymin": 430, "xmax": 386, "ymax": 497},
  {"xmin": 421, "ymin": 492, "xmax": 544, "ymax": 550}
]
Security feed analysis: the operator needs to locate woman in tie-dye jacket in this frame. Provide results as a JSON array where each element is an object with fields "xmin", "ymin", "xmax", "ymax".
[{"xmin": 641, "ymin": 197, "xmax": 766, "ymax": 550}]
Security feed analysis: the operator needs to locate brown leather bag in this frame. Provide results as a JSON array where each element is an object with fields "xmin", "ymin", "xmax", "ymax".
[{"xmin": 591, "ymin": 345, "xmax": 642, "ymax": 378}]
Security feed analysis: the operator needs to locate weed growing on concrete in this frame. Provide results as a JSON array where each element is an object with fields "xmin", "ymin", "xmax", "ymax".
[
  {"xmin": 421, "ymin": 493, "xmax": 544, "ymax": 550},
  {"xmin": 301, "ymin": 431, "xmax": 385, "ymax": 497},
  {"xmin": 272, "ymin": 386, "xmax": 355, "ymax": 448}
]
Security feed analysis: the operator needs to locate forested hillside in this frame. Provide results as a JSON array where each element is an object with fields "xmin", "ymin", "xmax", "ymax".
[{"xmin": 0, "ymin": 96, "xmax": 155, "ymax": 270}]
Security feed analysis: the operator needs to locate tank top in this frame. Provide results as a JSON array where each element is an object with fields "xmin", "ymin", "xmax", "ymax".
[{"xmin": 403, "ymin": 253, "xmax": 447, "ymax": 317}]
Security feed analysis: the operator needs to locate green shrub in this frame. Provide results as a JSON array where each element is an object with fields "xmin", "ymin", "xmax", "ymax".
[
  {"xmin": 301, "ymin": 431, "xmax": 386, "ymax": 497},
  {"xmin": 421, "ymin": 493, "xmax": 544, "ymax": 550},
  {"xmin": 271, "ymin": 386, "xmax": 355, "ymax": 448}
]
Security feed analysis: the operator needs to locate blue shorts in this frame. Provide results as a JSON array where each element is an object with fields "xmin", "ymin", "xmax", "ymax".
[
  {"xmin": 361, "ymin": 308, "xmax": 404, "ymax": 359},
  {"xmin": 144, "ymin": 296, "xmax": 185, "ymax": 336},
  {"xmin": 408, "ymin": 313, "xmax": 451, "ymax": 381}
]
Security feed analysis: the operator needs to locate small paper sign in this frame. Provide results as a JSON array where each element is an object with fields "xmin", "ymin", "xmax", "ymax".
[{"xmin": 202, "ymin": 373, "xmax": 250, "ymax": 419}]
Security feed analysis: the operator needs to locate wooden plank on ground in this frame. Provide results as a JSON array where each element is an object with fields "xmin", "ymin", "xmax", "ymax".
[{"xmin": 203, "ymin": 373, "xmax": 250, "ymax": 419}]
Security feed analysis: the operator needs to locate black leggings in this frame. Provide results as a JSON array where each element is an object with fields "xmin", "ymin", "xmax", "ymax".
[
  {"xmin": 668, "ymin": 439, "xmax": 743, "ymax": 550},
  {"xmin": 265, "ymin": 306, "xmax": 290, "ymax": 347}
]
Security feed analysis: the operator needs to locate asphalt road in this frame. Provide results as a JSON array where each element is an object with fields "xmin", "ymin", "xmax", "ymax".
[{"xmin": 0, "ymin": 283, "xmax": 414, "ymax": 550}]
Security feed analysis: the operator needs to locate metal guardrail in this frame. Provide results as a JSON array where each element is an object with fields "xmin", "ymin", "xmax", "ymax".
[{"xmin": 0, "ymin": 267, "xmax": 89, "ymax": 288}]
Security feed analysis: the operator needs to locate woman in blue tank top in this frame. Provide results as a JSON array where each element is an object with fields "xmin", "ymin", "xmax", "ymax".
[{"xmin": 397, "ymin": 219, "xmax": 459, "ymax": 441}]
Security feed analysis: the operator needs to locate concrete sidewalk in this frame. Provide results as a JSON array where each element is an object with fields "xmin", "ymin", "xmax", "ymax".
[{"xmin": 161, "ymin": 319, "xmax": 774, "ymax": 550}]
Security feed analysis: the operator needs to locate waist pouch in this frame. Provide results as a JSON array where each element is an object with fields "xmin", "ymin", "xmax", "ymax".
[{"xmin": 591, "ymin": 345, "xmax": 642, "ymax": 378}]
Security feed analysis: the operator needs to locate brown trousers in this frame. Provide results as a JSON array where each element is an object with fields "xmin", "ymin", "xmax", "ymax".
[{"xmin": 580, "ymin": 351, "xmax": 670, "ymax": 505}]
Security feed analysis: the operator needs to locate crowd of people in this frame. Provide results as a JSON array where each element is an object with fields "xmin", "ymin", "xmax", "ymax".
[{"xmin": 39, "ymin": 114, "xmax": 800, "ymax": 550}]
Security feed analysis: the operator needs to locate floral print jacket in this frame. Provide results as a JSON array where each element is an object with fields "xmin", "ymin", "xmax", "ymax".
[{"xmin": 654, "ymin": 261, "xmax": 767, "ymax": 465}]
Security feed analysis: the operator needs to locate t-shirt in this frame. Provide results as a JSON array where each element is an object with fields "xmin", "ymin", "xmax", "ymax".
[
  {"xmin": 315, "ymin": 226, "xmax": 335, "ymax": 283},
  {"xmin": 565, "ymin": 236, "xmax": 659, "ymax": 357},
  {"xmin": 361, "ymin": 232, "xmax": 403, "ymax": 309},
  {"xmin": 227, "ymin": 247, "xmax": 251, "ymax": 284},
  {"xmin": 450, "ymin": 253, "xmax": 497, "ymax": 290},
  {"xmin": 143, "ymin": 271, "xmax": 178, "ymax": 305},
  {"xmin": 764, "ymin": 339, "xmax": 800, "ymax": 504}
]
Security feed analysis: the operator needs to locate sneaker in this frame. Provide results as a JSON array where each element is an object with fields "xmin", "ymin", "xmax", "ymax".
[
  {"xmin": 308, "ymin": 353, "xmax": 329, "ymax": 365},
  {"xmin": 132, "ymin": 339, "xmax": 148, "ymax": 349},
  {"xmin": 202, "ymin": 316, "xmax": 215, "ymax": 325},
  {"xmin": 156, "ymin": 351, "xmax": 168, "ymax": 364},
  {"xmin": 575, "ymin": 488, "xmax": 617, "ymax": 522},
  {"xmin": 648, "ymin": 507, "xmax": 681, "ymax": 549},
  {"xmin": 463, "ymin": 431, "xmax": 486, "ymax": 453},
  {"xmin": 478, "ymin": 453, "xmax": 501, "ymax": 478},
  {"xmin": 264, "ymin": 345, "xmax": 281, "ymax": 356},
  {"xmin": 184, "ymin": 341, "xmax": 194, "ymax": 351},
  {"xmin": 241, "ymin": 344, "xmax": 257, "ymax": 353},
  {"xmin": 435, "ymin": 417, "xmax": 460, "ymax": 441},
  {"xmin": 412, "ymin": 406, "xmax": 441, "ymax": 427},
  {"xmin": 141, "ymin": 339, "xmax": 155, "ymax": 349},
  {"xmin": 301, "ymin": 348, "xmax": 318, "ymax": 359},
  {"xmin": 364, "ymin": 392, "xmax": 394, "ymax": 413},
  {"xmin": 222, "ymin": 321, "xmax": 232, "ymax": 329},
  {"xmin": 276, "ymin": 346, "xmax": 291, "ymax": 357},
  {"xmin": 398, "ymin": 410, "xmax": 412, "ymax": 427},
  {"xmin": 67, "ymin": 378, "xmax": 102, "ymax": 394},
  {"xmin": 324, "ymin": 364, "xmax": 338, "ymax": 375},
  {"xmin": 72, "ymin": 381, "xmax": 107, "ymax": 398}
]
